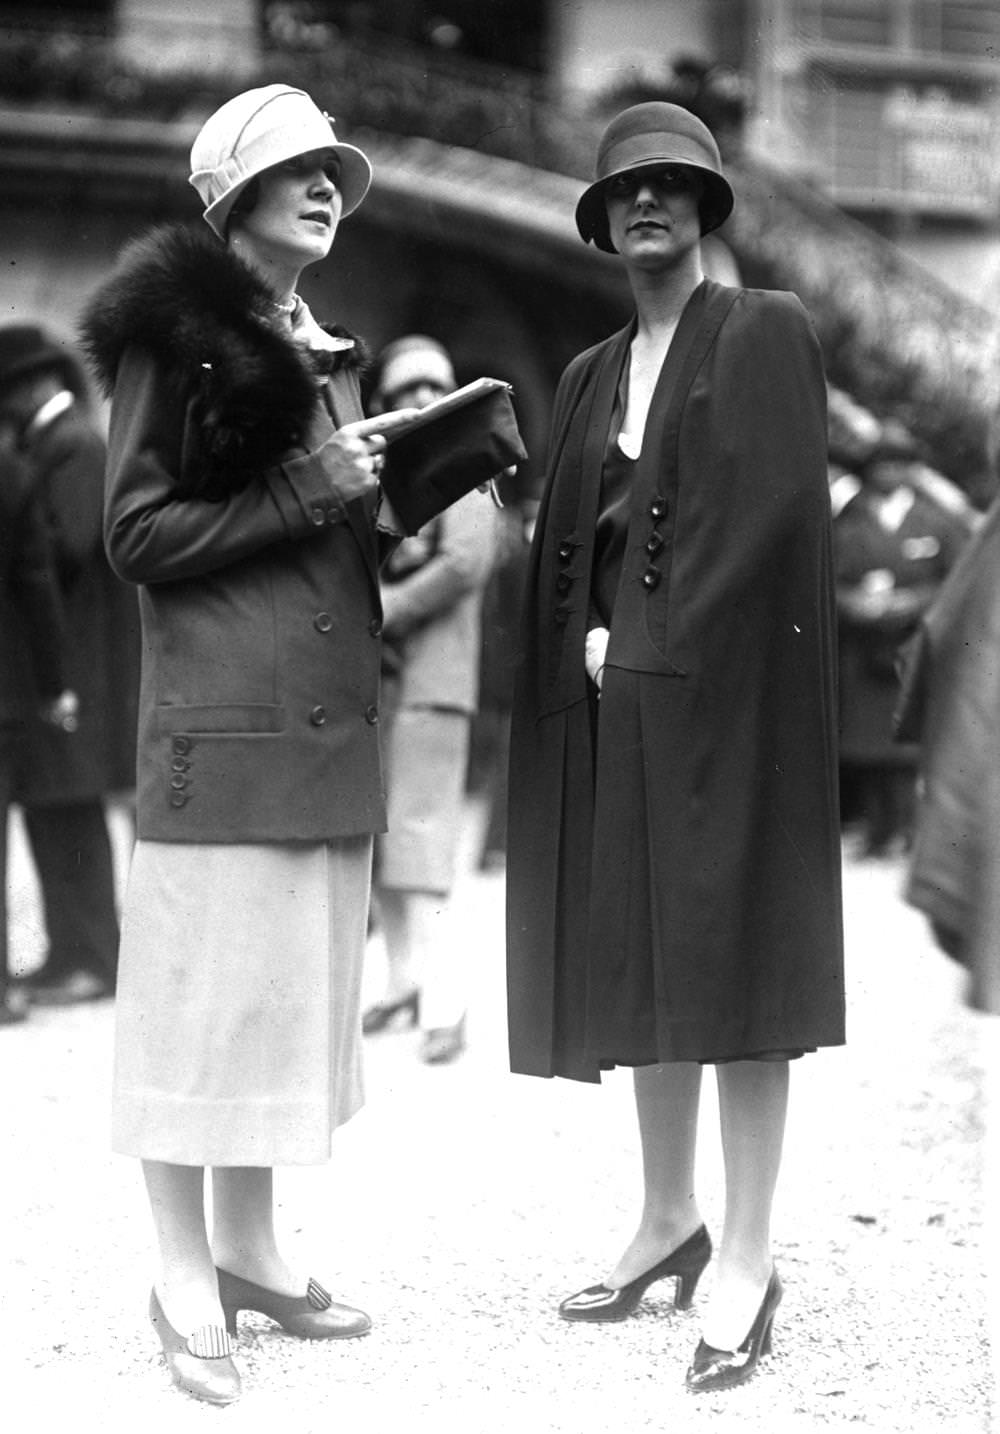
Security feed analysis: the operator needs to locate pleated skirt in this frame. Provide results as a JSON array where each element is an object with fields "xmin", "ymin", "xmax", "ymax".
[{"xmin": 112, "ymin": 836, "xmax": 371, "ymax": 1166}]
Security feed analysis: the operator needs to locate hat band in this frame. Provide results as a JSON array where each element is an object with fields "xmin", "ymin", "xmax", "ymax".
[{"xmin": 598, "ymin": 132, "xmax": 719, "ymax": 184}]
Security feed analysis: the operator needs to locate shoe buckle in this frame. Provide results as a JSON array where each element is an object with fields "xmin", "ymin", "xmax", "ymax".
[
  {"xmin": 307, "ymin": 1277, "xmax": 332, "ymax": 1311},
  {"xmin": 187, "ymin": 1326, "xmax": 235, "ymax": 1359}
]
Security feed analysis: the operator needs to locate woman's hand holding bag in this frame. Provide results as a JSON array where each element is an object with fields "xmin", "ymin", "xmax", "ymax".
[{"xmin": 318, "ymin": 412, "xmax": 418, "ymax": 503}]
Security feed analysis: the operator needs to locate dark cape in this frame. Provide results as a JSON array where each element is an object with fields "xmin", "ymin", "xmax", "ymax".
[{"xmin": 506, "ymin": 280, "xmax": 845, "ymax": 1081}]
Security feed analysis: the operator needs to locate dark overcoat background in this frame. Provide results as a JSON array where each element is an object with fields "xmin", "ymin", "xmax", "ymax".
[{"xmin": 11, "ymin": 404, "xmax": 139, "ymax": 805}]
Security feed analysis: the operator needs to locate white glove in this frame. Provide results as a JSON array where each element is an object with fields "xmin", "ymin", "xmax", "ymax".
[{"xmin": 585, "ymin": 627, "xmax": 610, "ymax": 692}]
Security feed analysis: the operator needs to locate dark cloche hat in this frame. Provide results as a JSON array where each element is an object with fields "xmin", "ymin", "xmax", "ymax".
[
  {"xmin": 0, "ymin": 324, "xmax": 78, "ymax": 394},
  {"xmin": 576, "ymin": 101, "xmax": 735, "ymax": 253}
]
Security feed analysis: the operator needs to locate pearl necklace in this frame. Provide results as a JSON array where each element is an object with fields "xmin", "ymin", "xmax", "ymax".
[{"xmin": 269, "ymin": 295, "xmax": 298, "ymax": 316}]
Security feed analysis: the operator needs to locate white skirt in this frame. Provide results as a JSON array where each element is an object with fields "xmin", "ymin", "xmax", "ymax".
[{"xmin": 112, "ymin": 836, "xmax": 372, "ymax": 1166}]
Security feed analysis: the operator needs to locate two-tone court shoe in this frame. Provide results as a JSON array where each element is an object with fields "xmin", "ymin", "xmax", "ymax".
[
  {"xmin": 685, "ymin": 1267, "xmax": 783, "ymax": 1393},
  {"xmin": 362, "ymin": 988, "xmax": 420, "ymax": 1034},
  {"xmin": 216, "ymin": 1267, "xmax": 372, "ymax": 1340},
  {"xmin": 149, "ymin": 1287, "xmax": 240, "ymax": 1406},
  {"xmin": 558, "ymin": 1223, "xmax": 712, "ymax": 1322}
]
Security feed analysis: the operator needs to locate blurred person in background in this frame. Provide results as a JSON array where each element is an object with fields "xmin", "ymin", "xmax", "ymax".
[
  {"xmin": 472, "ymin": 493, "xmax": 536, "ymax": 873},
  {"xmin": 898, "ymin": 464, "xmax": 1000, "ymax": 1017},
  {"xmin": 0, "ymin": 325, "xmax": 139, "ymax": 1005},
  {"xmin": 506, "ymin": 102, "xmax": 844, "ymax": 1393},
  {"xmin": 80, "ymin": 83, "xmax": 416, "ymax": 1405},
  {"xmin": 363, "ymin": 335, "xmax": 499, "ymax": 1064},
  {"xmin": 832, "ymin": 433, "xmax": 975, "ymax": 856},
  {"xmin": 1, "ymin": 438, "xmax": 77, "ymax": 1025}
]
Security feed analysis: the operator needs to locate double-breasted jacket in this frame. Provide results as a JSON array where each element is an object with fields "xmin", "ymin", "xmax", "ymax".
[{"xmin": 81, "ymin": 224, "xmax": 393, "ymax": 844}]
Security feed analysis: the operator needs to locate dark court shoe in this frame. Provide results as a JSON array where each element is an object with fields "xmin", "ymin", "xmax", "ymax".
[
  {"xmin": 685, "ymin": 1267, "xmax": 783, "ymax": 1393},
  {"xmin": 216, "ymin": 1268, "xmax": 372, "ymax": 1340},
  {"xmin": 149, "ymin": 1288, "xmax": 240, "ymax": 1406},
  {"xmin": 420, "ymin": 1015, "xmax": 466, "ymax": 1065},
  {"xmin": 362, "ymin": 988, "xmax": 420, "ymax": 1034},
  {"xmin": 559, "ymin": 1224, "xmax": 712, "ymax": 1322}
]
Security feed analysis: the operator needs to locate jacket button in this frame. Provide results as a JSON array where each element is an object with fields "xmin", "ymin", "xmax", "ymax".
[
  {"xmin": 369, "ymin": 617, "xmax": 382, "ymax": 637},
  {"xmin": 314, "ymin": 611, "xmax": 333, "ymax": 633},
  {"xmin": 309, "ymin": 705, "xmax": 327, "ymax": 726},
  {"xmin": 172, "ymin": 736, "xmax": 191, "ymax": 755},
  {"xmin": 169, "ymin": 791, "xmax": 188, "ymax": 808},
  {"xmin": 650, "ymin": 496, "xmax": 668, "ymax": 520},
  {"xmin": 170, "ymin": 774, "xmax": 188, "ymax": 791},
  {"xmin": 558, "ymin": 541, "xmax": 573, "ymax": 562},
  {"xmin": 642, "ymin": 566, "xmax": 661, "ymax": 590},
  {"xmin": 171, "ymin": 756, "xmax": 190, "ymax": 772},
  {"xmin": 556, "ymin": 572, "xmax": 572, "ymax": 593},
  {"xmin": 646, "ymin": 531, "xmax": 665, "ymax": 555},
  {"xmin": 365, "ymin": 704, "xmax": 379, "ymax": 725},
  {"xmin": 554, "ymin": 606, "xmax": 570, "ymax": 627},
  {"xmin": 310, "ymin": 504, "xmax": 326, "ymax": 526}
]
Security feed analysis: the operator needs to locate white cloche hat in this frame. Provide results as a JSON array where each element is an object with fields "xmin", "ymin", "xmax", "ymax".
[{"xmin": 189, "ymin": 84, "xmax": 373, "ymax": 239}]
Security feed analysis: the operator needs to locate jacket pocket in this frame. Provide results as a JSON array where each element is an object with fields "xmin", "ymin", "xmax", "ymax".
[{"xmin": 155, "ymin": 703, "xmax": 286, "ymax": 734}]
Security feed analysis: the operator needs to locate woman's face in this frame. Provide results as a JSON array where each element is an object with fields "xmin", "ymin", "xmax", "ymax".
[
  {"xmin": 604, "ymin": 164, "xmax": 703, "ymax": 269},
  {"xmin": 232, "ymin": 148, "xmax": 344, "ymax": 267}
]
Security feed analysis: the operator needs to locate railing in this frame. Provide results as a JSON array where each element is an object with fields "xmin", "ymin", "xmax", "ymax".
[
  {"xmin": 0, "ymin": 17, "xmax": 597, "ymax": 174},
  {"xmin": 1, "ymin": 15, "xmax": 995, "ymax": 488}
]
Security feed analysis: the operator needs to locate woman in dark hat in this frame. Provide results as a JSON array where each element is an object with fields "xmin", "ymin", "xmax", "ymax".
[
  {"xmin": 506, "ymin": 102, "xmax": 844, "ymax": 1391},
  {"xmin": 80, "ymin": 85, "xmax": 414, "ymax": 1405}
]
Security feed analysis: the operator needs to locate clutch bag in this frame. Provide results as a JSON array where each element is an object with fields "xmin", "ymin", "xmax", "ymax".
[{"xmin": 379, "ymin": 377, "xmax": 526, "ymax": 534}]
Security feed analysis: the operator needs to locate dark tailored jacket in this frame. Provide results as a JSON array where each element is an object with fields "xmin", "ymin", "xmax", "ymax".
[
  {"xmin": 1, "ymin": 452, "xmax": 66, "ymax": 724},
  {"xmin": 80, "ymin": 224, "xmax": 392, "ymax": 844},
  {"xmin": 506, "ymin": 280, "xmax": 845, "ymax": 1080},
  {"xmin": 903, "ymin": 496, "xmax": 1000, "ymax": 1015},
  {"xmin": 10, "ymin": 402, "xmax": 140, "ymax": 803}
]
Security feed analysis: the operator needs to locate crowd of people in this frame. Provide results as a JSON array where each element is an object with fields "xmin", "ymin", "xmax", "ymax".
[{"xmin": 0, "ymin": 78, "xmax": 995, "ymax": 1410}]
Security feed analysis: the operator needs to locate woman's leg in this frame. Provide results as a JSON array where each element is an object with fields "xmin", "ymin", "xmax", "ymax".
[
  {"xmin": 142, "ymin": 1160, "xmax": 223, "ymax": 1331},
  {"xmin": 378, "ymin": 887, "xmax": 433, "ymax": 1003},
  {"xmin": 606, "ymin": 1061, "xmax": 705, "ymax": 1287},
  {"xmin": 210, "ymin": 1166, "xmax": 301, "ymax": 1295},
  {"xmin": 701, "ymin": 1059, "xmax": 789, "ymax": 1350}
]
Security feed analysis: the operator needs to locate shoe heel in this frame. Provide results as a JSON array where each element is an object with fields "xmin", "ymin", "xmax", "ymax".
[
  {"xmin": 674, "ymin": 1264, "xmax": 704, "ymax": 1312},
  {"xmin": 223, "ymin": 1307, "xmax": 239, "ymax": 1338},
  {"xmin": 673, "ymin": 1230, "xmax": 712, "ymax": 1311},
  {"xmin": 761, "ymin": 1315, "xmax": 775, "ymax": 1358}
]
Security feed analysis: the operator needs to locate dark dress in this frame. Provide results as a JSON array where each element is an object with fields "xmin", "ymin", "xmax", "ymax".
[{"xmin": 506, "ymin": 280, "xmax": 844, "ymax": 1082}]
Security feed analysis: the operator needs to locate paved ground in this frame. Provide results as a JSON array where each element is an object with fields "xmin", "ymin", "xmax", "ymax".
[{"xmin": 2, "ymin": 804, "xmax": 995, "ymax": 1433}]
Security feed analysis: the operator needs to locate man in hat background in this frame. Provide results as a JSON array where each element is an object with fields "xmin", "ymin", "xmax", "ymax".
[
  {"xmin": 362, "ymin": 335, "xmax": 499, "ymax": 1064},
  {"xmin": 0, "ymin": 323, "xmax": 139, "ymax": 1005},
  {"xmin": 831, "ymin": 428, "xmax": 977, "ymax": 856}
]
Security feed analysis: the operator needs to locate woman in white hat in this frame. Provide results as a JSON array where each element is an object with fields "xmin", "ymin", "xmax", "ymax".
[
  {"xmin": 506, "ymin": 102, "xmax": 844, "ymax": 1392},
  {"xmin": 81, "ymin": 85, "xmax": 413, "ymax": 1405}
]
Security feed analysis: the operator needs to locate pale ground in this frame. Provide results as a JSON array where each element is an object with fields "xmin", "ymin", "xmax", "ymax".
[{"xmin": 1, "ymin": 802, "xmax": 995, "ymax": 1433}]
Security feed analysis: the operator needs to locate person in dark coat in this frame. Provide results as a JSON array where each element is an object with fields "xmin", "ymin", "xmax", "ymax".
[
  {"xmin": 832, "ymin": 444, "xmax": 975, "ymax": 855},
  {"xmin": 506, "ymin": 103, "xmax": 844, "ymax": 1393},
  {"xmin": 899, "ymin": 490, "xmax": 1000, "ymax": 1016},
  {"xmin": 79, "ymin": 84, "xmax": 418, "ymax": 1406},
  {"xmin": 1, "ymin": 440, "xmax": 77, "ymax": 1024},
  {"xmin": 0, "ymin": 324, "xmax": 140, "ymax": 1004}
]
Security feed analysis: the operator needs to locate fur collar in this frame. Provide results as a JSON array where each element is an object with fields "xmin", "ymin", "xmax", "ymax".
[{"xmin": 79, "ymin": 223, "xmax": 365, "ymax": 497}]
